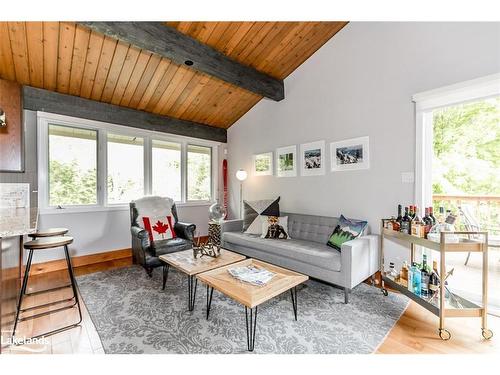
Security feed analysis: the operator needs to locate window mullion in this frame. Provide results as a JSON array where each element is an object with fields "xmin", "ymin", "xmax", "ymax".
[
  {"xmin": 181, "ymin": 141, "xmax": 187, "ymax": 203},
  {"xmin": 144, "ymin": 136, "xmax": 152, "ymax": 196},
  {"xmin": 98, "ymin": 130, "xmax": 107, "ymax": 207}
]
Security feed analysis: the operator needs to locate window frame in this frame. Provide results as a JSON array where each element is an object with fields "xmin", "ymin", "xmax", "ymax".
[
  {"xmin": 412, "ymin": 73, "xmax": 500, "ymax": 211},
  {"xmin": 186, "ymin": 143, "xmax": 213, "ymax": 203},
  {"xmin": 37, "ymin": 112, "xmax": 220, "ymax": 214}
]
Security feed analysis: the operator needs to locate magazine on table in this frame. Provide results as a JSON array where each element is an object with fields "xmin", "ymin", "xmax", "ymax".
[{"xmin": 227, "ymin": 265, "xmax": 275, "ymax": 286}]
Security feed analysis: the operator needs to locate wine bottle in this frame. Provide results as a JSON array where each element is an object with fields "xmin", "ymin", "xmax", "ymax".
[
  {"xmin": 423, "ymin": 207, "xmax": 432, "ymax": 238},
  {"xmin": 420, "ymin": 254, "xmax": 430, "ymax": 297},
  {"xmin": 429, "ymin": 206, "xmax": 437, "ymax": 225},
  {"xmin": 394, "ymin": 205, "xmax": 402, "ymax": 231},
  {"xmin": 400, "ymin": 207, "xmax": 411, "ymax": 234}
]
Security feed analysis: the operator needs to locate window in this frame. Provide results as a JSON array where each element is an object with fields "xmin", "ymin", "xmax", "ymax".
[
  {"xmin": 48, "ymin": 124, "xmax": 97, "ymax": 206},
  {"xmin": 187, "ymin": 145, "xmax": 212, "ymax": 201},
  {"xmin": 107, "ymin": 134, "xmax": 144, "ymax": 204},
  {"xmin": 39, "ymin": 113, "xmax": 218, "ymax": 211},
  {"xmin": 152, "ymin": 140, "xmax": 181, "ymax": 201}
]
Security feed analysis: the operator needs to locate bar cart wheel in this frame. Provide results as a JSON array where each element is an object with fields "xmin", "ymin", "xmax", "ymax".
[
  {"xmin": 438, "ymin": 329, "xmax": 451, "ymax": 340},
  {"xmin": 481, "ymin": 329, "xmax": 493, "ymax": 340},
  {"xmin": 381, "ymin": 288, "xmax": 388, "ymax": 296}
]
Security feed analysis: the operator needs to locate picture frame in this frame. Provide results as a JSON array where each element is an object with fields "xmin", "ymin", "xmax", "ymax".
[
  {"xmin": 276, "ymin": 145, "xmax": 297, "ymax": 177},
  {"xmin": 253, "ymin": 152, "xmax": 273, "ymax": 176},
  {"xmin": 330, "ymin": 136, "xmax": 370, "ymax": 172},
  {"xmin": 300, "ymin": 140, "xmax": 325, "ymax": 176}
]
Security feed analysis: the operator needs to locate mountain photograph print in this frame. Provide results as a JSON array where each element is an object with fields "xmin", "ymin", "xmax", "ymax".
[{"xmin": 330, "ymin": 136, "xmax": 370, "ymax": 172}]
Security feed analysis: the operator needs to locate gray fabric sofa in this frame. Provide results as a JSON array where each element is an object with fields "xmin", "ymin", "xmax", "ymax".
[{"xmin": 221, "ymin": 212, "xmax": 379, "ymax": 303}]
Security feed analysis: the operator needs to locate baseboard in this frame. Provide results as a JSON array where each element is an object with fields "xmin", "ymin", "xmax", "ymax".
[{"xmin": 28, "ymin": 248, "xmax": 133, "ymax": 276}]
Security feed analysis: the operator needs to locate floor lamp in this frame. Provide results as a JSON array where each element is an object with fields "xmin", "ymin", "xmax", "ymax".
[{"xmin": 235, "ymin": 169, "xmax": 247, "ymax": 219}]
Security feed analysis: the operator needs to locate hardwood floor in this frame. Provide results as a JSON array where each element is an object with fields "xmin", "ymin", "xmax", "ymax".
[{"xmin": 3, "ymin": 265, "xmax": 498, "ymax": 354}]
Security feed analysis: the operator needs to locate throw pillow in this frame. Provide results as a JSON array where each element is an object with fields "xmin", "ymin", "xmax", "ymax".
[
  {"xmin": 261, "ymin": 216, "xmax": 290, "ymax": 239},
  {"xmin": 142, "ymin": 215, "xmax": 176, "ymax": 243},
  {"xmin": 326, "ymin": 215, "xmax": 367, "ymax": 250},
  {"xmin": 243, "ymin": 197, "xmax": 280, "ymax": 235}
]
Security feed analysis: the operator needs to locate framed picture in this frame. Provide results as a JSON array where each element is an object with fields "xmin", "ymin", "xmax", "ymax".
[
  {"xmin": 300, "ymin": 140, "xmax": 325, "ymax": 176},
  {"xmin": 253, "ymin": 152, "xmax": 273, "ymax": 176},
  {"xmin": 276, "ymin": 145, "xmax": 297, "ymax": 177},
  {"xmin": 330, "ymin": 136, "xmax": 370, "ymax": 171}
]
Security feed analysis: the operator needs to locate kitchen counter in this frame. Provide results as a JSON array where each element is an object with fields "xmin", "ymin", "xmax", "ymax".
[
  {"xmin": 1, "ymin": 207, "xmax": 38, "ymax": 353},
  {"xmin": 0, "ymin": 207, "xmax": 38, "ymax": 238}
]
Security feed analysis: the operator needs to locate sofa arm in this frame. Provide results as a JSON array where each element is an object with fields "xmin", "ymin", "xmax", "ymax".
[
  {"xmin": 131, "ymin": 226, "xmax": 148, "ymax": 240},
  {"xmin": 175, "ymin": 222, "xmax": 196, "ymax": 241},
  {"xmin": 220, "ymin": 219, "xmax": 244, "ymax": 234},
  {"xmin": 341, "ymin": 234, "xmax": 379, "ymax": 289}
]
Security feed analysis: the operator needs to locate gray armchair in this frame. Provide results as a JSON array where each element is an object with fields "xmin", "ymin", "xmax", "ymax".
[{"xmin": 130, "ymin": 199, "xmax": 196, "ymax": 277}]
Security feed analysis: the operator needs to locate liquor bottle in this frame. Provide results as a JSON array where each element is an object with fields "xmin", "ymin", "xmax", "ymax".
[
  {"xmin": 400, "ymin": 207, "xmax": 411, "ymax": 234},
  {"xmin": 409, "ymin": 205, "xmax": 415, "ymax": 219},
  {"xmin": 410, "ymin": 207, "xmax": 424, "ymax": 237},
  {"xmin": 400, "ymin": 261, "xmax": 409, "ymax": 287},
  {"xmin": 429, "ymin": 260, "xmax": 439, "ymax": 295},
  {"xmin": 407, "ymin": 262, "xmax": 414, "ymax": 292},
  {"xmin": 429, "ymin": 206, "xmax": 437, "ymax": 226},
  {"xmin": 437, "ymin": 206, "xmax": 445, "ymax": 223},
  {"xmin": 387, "ymin": 262, "xmax": 398, "ymax": 280},
  {"xmin": 411, "ymin": 262, "xmax": 421, "ymax": 296},
  {"xmin": 420, "ymin": 254, "xmax": 430, "ymax": 297}
]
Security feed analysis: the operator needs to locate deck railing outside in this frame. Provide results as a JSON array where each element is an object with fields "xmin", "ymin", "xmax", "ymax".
[{"xmin": 432, "ymin": 194, "xmax": 500, "ymax": 235}]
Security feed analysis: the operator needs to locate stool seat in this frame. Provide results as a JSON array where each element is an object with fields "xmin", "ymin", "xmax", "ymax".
[
  {"xmin": 24, "ymin": 236, "xmax": 74, "ymax": 250},
  {"xmin": 28, "ymin": 227, "xmax": 68, "ymax": 238}
]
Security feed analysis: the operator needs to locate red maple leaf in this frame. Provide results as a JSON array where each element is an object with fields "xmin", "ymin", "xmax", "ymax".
[{"xmin": 152, "ymin": 220, "xmax": 169, "ymax": 239}]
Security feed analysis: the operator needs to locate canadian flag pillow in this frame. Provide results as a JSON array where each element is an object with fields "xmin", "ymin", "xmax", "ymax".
[{"xmin": 142, "ymin": 216, "xmax": 176, "ymax": 242}]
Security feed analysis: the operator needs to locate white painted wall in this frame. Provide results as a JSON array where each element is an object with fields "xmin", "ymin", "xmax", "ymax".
[{"xmin": 227, "ymin": 22, "xmax": 500, "ymax": 268}]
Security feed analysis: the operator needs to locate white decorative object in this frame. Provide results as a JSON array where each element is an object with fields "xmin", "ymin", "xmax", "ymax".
[
  {"xmin": 253, "ymin": 152, "xmax": 273, "ymax": 176},
  {"xmin": 330, "ymin": 136, "xmax": 370, "ymax": 172},
  {"xmin": 0, "ymin": 183, "xmax": 30, "ymax": 208},
  {"xmin": 276, "ymin": 145, "xmax": 297, "ymax": 177},
  {"xmin": 300, "ymin": 140, "xmax": 325, "ymax": 176}
]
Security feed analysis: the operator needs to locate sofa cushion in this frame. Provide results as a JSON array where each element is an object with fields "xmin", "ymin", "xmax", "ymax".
[
  {"xmin": 223, "ymin": 232, "xmax": 341, "ymax": 272},
  {"xmin": 151, "ymin": 237, "xmax": 191, "ymax": 256},
  {"xmin": 285, "ymin": 212, "xmax": 339, "ymax": 243}
]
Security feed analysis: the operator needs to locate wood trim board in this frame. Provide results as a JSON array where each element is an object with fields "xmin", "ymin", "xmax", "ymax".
[{"xmin": 22, "ymin": 85, "xmax": 227, "ymax": 143}]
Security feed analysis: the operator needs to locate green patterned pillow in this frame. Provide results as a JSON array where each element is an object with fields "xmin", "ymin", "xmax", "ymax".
[{"xmin": 327, "ymin": 215, "xmax": 367, "ymax": 250}]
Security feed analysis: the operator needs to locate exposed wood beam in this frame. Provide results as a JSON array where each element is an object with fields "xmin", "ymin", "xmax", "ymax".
[
  {"xmin": 22, "ymin": 86, "xmax": 227, "ymax": 143},
  {"xmin": 79, "ymin": 22, "xmax": 285, "ymax": 101}
]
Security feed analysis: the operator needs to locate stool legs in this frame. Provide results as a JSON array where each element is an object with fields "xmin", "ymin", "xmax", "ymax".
[
  {"xmin": 12, "ymin": 245, "xmax": 82, "ymax": 342},
  {"xmin": 12, "ymin": 249, "xmax": 34, "ymax": 338},
  {"xmin": 64, "ymin": 244, "xmax": 83, "ymax": 325}
]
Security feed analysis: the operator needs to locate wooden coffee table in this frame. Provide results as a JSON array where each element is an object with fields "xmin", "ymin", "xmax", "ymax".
[
  {"xmin": 159, "ymin": 249, "xmax": 245, "ymax": 311},
  {"xmin": 197, "ymin": 259, "xmax": 308, "ymax": 351}
]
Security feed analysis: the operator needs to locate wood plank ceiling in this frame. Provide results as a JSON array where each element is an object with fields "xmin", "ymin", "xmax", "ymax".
[{"xmin": 0, "ymin": 22, "xmax": 347, "ymax": 129}]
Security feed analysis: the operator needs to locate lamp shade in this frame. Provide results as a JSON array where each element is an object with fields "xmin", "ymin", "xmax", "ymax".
[{"xmin": 236, "ymin": 169, "xmax": 248, "ymax": 181}]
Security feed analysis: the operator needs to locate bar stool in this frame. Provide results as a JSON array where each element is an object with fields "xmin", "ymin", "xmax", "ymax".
[
  {"xmin": 12, "ymin": 236, "xmax": 82, "ymax": 340},
  {"xmin": 28, "ymin": 227, "xmax": 69, "ymax": 239}
]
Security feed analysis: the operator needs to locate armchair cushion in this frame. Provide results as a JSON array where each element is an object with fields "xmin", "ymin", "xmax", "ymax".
[{"xmin": 152, "ymin": 237, "xmax": 192, "ymax": 256}]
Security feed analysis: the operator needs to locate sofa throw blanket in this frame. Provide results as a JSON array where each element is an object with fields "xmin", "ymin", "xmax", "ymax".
[{"xmin": 132, "ymin": 196, "xmax": 176, "ymax": 242}]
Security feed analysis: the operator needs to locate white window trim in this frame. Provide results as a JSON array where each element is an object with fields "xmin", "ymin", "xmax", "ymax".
[
  {"xmin": 413, "ymin": 73, "xmax": 500, "ymax": 210},
  {"xmin": 37, "ymin": 112, "xmax": 221, "ymax": 214}
]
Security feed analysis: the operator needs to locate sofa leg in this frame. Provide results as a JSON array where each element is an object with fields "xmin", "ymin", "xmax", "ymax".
[
  {"xmin": 344, "ymin": 287, "xmax": 350, "ymax": 304},
  {"xmin": 146, "ymin": 267, "xmax": 153, "ymax": 278}
]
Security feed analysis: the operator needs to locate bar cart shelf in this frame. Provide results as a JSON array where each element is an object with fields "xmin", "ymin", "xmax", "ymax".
[{"xmin": 380, "ymin": 224, "xmax": 493, "ymax": 341}]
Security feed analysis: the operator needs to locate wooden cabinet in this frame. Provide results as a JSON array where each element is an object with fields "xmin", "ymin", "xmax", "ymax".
[{"xmin": 0, "ymin": 79, "xmax": 23, "ymax": 172}]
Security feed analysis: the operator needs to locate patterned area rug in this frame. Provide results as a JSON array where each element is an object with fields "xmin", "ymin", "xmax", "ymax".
[{"xmin": 77, "ymin": 265, "xmax": 408, "ymax": 354}]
